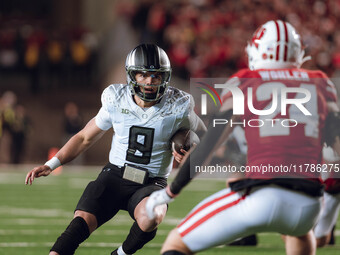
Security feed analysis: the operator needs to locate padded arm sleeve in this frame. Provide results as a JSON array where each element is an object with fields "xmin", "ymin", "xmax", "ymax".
[{"xmin": 170, "ymin": 109, "xmax": 233, "ymax": 195}]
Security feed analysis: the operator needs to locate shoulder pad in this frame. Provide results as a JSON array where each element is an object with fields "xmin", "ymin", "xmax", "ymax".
[
  {"xmin": 231, "ymin": 69, "xmax": 260, "ymax": 78},
  {"xmin": 302, "ymin": 69, "xmax": 328, "ymax": 78},
  {"xmin": 101, "ymin": 84, "xmax": 128, "ymax": 110},
  {"xmin": 162, "ymin": 87, "xmax": 192, "ymax": 116}
]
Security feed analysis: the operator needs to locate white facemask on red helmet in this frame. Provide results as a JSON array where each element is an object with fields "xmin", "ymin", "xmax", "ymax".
[{"xmin": 246, "ymin": 20, "xmax": 310, "ymax": 70}]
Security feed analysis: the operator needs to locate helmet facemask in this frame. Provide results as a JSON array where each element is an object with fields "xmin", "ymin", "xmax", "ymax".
[{"xmin": 127, "ymin": 67, "xmax": 171, "ymax": 102}]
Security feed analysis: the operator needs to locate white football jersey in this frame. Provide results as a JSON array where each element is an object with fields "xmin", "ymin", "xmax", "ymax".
[{"xmin": 95, "ymin": 84, "xmax": 201, "ymax": 178}]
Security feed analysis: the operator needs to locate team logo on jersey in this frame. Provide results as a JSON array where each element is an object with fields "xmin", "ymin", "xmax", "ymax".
[{"xmin": 121, "ymin": 108, "xmax": 130, "ymax": 114}]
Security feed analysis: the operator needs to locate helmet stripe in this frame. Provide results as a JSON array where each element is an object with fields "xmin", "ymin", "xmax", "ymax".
[
  {"xmin": 283, "ymin": 21, "xmax": 289, "ymax": 61},
  {"xmin": 144, "ymin": 44, "xmax": 160, "ymax": 68},
  {"xmin": 274, "ymin": 20, "xmax": 280, "ymax": 61}
]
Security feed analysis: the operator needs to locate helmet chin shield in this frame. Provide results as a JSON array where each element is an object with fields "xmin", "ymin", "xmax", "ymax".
[
  {"xmin": 125, "ymin": 44, "xmax": 172, "ymax": 102},
  {"xmin": 246, "ymin": 20, "xmax": 310, "ymax": 70}
]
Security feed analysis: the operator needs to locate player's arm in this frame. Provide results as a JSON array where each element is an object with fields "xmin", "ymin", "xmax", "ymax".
[
  {"xmin": 25, "ymin": 118, "xmax": 107, "ymax": 185},
  {"xmin": 187, "ymin": 94, "xmax": 208, "ymax": 134},
  {"xmin": 171, "ymin": 97, "xmax": 235, "ymax": 187},
  {"xmin": 146, "ymin": 100, "xmax": 235, "ymax": 219},
  {"xmin": 173, "ymin": 103, "xmax": 207, "ymax": 163},
  {"xmin": 170, "ymin": 108, "xmax": 235, "ymax": 195},
  {"xmin": 325, "ymin": 102, "xmax": 340, "ymax": 156},
  {"xmin": 195, "ymin": 114, "xmax": 207, "ymax": 134},
  {"xmin": 55, "ymin": 118, "xmax": 107, "ymax": 163}
]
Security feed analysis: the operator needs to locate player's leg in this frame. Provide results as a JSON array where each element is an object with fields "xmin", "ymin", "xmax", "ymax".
[
  {"xmin": 49, "ymin": 210, "xmax": 97, "ymax": 255},
  {"xmin": 134, "ymin": 195, "xmax": 167, "ymax": 231},
  {"xmin": 50, "ymin": 164, "xmax": 121, "ymax": 255},
  {"xmin": 284, "ymin": 230, "xmax": 316, "ymax": 255},
  {"xmin": 162, "ymin": 186, "xmax": 320, "ymax": 254},
  {"xmin": 49, "ymin": 179, "xmax": 101, "ymax": 255},
  {"xmin": 314, "ymin": 192, "xmax": 340, "ymax": 247},
  {"xmin": 113, "ymin": 198, "xmax": 167, "ymax": 255},
  {"xmin": 113, "ymin": 179, "xmax": 167, "ymax": 255},
  {"xmin": 225, "ymin": 178, "xmax": 258, "ymax": 247},
  {"xmin": 161, "ymin": 188, "xmax": 255, "ymax": 254},
  {"xmin": 161, "ymin": 229, "xmax": 193, "ymax": 255}
]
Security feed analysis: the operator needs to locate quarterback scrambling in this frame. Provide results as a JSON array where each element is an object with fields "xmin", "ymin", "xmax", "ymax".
[
  {"xmin": 146, "ymin": 20, "xmax": 340, "ymax": 255},
  {"xmin": 25, "ymin": 44, "xmax": 206, "ymax": 255}
]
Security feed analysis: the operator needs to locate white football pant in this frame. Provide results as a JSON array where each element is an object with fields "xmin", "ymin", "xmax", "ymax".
[{"xmin": 177, "ymin": 185, "xmax": 321, "ymax": 252}]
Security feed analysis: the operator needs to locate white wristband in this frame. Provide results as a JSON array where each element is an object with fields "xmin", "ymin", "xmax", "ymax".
[{"xmin": 44, "ymin": 157, "xmax": 62, "ymax": 171}]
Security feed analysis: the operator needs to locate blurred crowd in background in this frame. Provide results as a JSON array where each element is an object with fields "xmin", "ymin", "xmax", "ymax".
[
  {"xmin": 2, "ymin": 0, "xmax": 340, "ymax": 88},
  {"xmin": 0, "ymin": 91, "xmax": 30, "ymax": 164},
  {"xmin": 119, "ymin": 0, "xmax": 340, "ymax": 78},
  {"xmin": 1, "ymin": 0, "xmax": 340, "ymax": 164},
  {"xmin": 0, "ymin": 90, "xmax": 86, "ymax": 164},
  {"xmin": 0, "ymin": 20, "xmax": 98, "ymax": 94}
]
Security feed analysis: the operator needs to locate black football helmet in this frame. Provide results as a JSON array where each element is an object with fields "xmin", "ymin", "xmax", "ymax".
[{"xmin": 126, "ymin": 44, "xmax": 172, "ymax": 102}]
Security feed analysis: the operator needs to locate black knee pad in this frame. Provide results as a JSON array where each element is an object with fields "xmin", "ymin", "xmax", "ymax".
[
  {"xmin": 122, "ymin": 222, "xmax": 157, "ymax": 254},
  {"xmin": 162, "ymin": 251, "xmax": 186, "ymax": 255},
  {"xmin": 50, "ymin": 216, "xmax": 90, "ymax": 255}
]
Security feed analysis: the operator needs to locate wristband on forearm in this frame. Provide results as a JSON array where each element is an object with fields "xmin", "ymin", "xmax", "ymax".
[{"xmin": 44, "ymin": 157, "xmax": 61, "ymax": 171}]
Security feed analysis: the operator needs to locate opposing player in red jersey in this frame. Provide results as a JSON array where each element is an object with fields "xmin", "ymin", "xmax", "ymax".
[{"xmin": 146, "ymin": 20, "xmax": 340, "ymax": 255}]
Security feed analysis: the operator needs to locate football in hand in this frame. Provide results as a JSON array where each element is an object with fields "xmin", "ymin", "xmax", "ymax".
[{"xmin": 171, "ymin": 128, "xmax": 200, "ymax": 155}]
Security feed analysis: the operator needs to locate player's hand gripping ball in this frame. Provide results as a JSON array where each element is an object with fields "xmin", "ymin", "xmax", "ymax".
[{"xmin": 170, "ymin": 128, "xmax": 200, "ymax": 155}]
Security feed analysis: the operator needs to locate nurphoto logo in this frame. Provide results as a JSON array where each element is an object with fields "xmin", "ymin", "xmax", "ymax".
[{"xmin": 193, "ymin": 78, "xmax": 316, "ymax": 132}]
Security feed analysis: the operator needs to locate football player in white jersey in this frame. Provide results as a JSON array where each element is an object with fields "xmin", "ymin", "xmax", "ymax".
[
  {"xmin": 25, "ymin": 44, "xmax": 206, "ymax": 255},
  {"xmin": 146, "ymin": 21, "xmax": 340, "ymax": 255}
]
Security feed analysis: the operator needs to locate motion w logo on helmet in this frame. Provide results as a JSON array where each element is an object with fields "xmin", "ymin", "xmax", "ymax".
[{"xmin": 251, "ymin": 26, "xmax": 266, "ymax": 49}]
